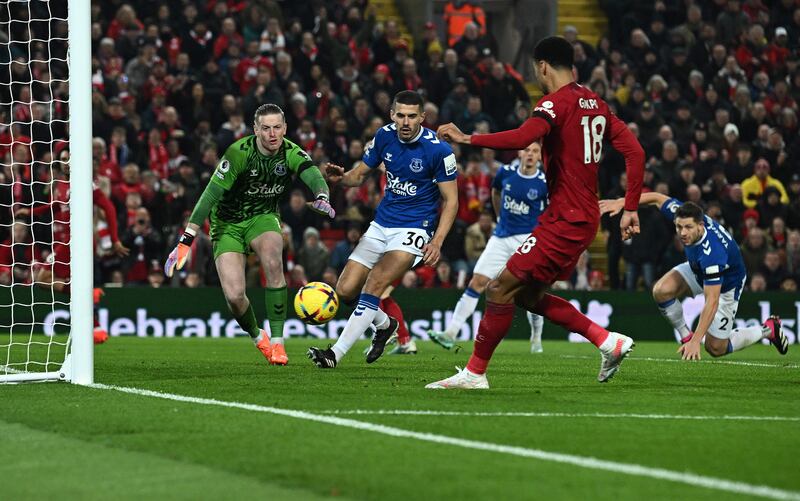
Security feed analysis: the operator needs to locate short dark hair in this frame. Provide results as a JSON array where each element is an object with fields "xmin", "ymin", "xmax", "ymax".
[
  {"xmin": 392, "ymin": 90, "xmax": 424, "ymax": 112},
  {"xmin": 533, "ymin": 36, "xmax": 574, "ymax": 70},
  {"xmin": 675, "ymin": 201, "xmax": 704, "ymax": 222},
  {"xmin": 254, "ymin": 103, "xmax": 285, "ymax": 123}
]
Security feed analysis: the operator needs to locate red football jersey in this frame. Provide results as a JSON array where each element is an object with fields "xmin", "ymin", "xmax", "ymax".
[
  {"xmin": 471, "ymin": 82, "xmax": 644, "ymax": 223},
  {"xmin": 531, "ymin": 83, "xmax": 614, "ymax": 223},
  {"xmin": 31, "ymin": 181, "xmax": 119, "ymax": 246}
]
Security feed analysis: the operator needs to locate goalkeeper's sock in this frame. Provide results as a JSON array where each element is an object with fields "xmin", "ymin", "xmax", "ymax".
[
  {"xmin": 332, "ymin": 293, "xmax": 379, "ymax": 361},
  {"xmin": 236, "ymin": 304, "xmax": 261, "ymax": 339},
  {"xmin": 657, "ymin": 299, "xmax": 691, "ymax": 339},
  {"xmin": 445, "ymin": 287, "xmax": 480, "ymax": 338},
  {"xmin": 727, "ymin": 325, "xmax": 767, "ymax": 353},
  {"xmin": 265, "ymin": 286, "xmax": 287, "ymax": 339}
]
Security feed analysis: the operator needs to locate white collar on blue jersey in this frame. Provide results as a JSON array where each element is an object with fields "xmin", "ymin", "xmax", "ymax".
[
  {"xmin": 687, "ymin": 227, "xmax": 708, "ymax": 247},
  {"xmin": 517, "ymin": 168, "xmax": 538, "ymax": 179},
  {"xmin": 397, "ymin": 126, "xmax": 424, "ymax": 144}
]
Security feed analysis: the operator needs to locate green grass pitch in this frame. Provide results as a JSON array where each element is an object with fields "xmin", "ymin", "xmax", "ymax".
[{"xmin": 1, "ymin": 337, "xmax": 798, "ymax": 500}]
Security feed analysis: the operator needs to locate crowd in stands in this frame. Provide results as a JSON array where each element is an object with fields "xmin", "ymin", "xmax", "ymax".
[{"xmin": 1, "ymin": 0, "xmax": 799, "ymax": 293}]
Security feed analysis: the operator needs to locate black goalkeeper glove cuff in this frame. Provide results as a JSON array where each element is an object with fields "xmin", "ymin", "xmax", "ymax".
[{"xmin": 178, "ymin": 229, "xmax": 196, "ymax": 246}]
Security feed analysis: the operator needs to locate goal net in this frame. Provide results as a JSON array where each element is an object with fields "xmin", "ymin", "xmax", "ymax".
[{"xmin": 0, "ymin": 0, "xmax": 93, "ymax": 384}]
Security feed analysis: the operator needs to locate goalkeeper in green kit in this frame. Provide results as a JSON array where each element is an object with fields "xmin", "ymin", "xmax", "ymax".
[{"xmin": 165, "ymin": 104, "xmax": 335, "ymax": 365}]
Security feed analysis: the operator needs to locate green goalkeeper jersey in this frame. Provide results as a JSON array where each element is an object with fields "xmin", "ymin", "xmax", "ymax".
[{"xmin": 210, "ymin": 135, "xmax": 313, "ymax": 223}]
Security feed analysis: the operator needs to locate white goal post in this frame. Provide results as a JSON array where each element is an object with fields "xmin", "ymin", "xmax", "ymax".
[{"xmin": 0, "ymin": 0, "xmax": 93, "ymax": 384}]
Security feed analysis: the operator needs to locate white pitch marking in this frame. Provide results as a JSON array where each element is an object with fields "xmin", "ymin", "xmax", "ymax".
[
  {"xmin": 89, "ymin": 383, "xmax": 800, "ymax": 501},
  {"xmin": 319, "ymin": 410, "xmax": 800, "ymax": 421},
  {"xmin": 561, "ymin": 354, "xmax": 800, "ymax": 369}
]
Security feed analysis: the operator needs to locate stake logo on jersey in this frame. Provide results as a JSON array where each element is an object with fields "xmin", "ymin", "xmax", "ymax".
[
  {"xmin": 660, "ymin": 198, "xmax": 747, "ymax": 296},
  {"xmin": 211, "ymin": 136, "xmax": 312, "ymax": 223},
  {"xmin": 492, "ymin": 160, "xmax": 548, "ymax": 238},
  {"xmin": 363, "ymin": 123, "xmax": 457, "ymax": 229}
]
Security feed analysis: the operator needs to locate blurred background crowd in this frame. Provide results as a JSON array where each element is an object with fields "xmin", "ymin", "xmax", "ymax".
[{"xmin": 1, "ymin": 0, "xmax": 799, "ymax": 293}]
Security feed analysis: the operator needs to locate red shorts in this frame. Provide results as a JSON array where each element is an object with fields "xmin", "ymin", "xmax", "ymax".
[{"xmin": 506, "ymin": 218, "xmax": 597, "ymax": 284}]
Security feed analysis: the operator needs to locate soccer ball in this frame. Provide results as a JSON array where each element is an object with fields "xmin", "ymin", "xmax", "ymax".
[{"xmin": 294, "ymin": 282, "xmax": 339, "ymax": 325}]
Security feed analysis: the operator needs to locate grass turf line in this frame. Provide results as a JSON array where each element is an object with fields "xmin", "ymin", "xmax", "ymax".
[{"xmin": 1, "ymin": 338, "xmax": 798, "ymax": 500}]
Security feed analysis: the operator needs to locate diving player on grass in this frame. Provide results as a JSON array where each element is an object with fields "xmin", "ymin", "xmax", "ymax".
[
  {"xmin": 165, "ymin": 104, "xmax": 335, "ymax": 365},
  {"xmin": 307, "ymin": 90, "xmax": 459, "ymax": 368},
  {"xmin": 600, "ymin": 194, "xmax": 788, "ymax": 360},
  {"xmin": 428, "ymin": 142, "xmax": 549, "ymax": 353}
]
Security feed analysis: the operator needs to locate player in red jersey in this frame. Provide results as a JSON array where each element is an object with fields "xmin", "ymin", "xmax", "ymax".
[
  {"xmin": 17, "ymin": 147, "xmax": 128, "ymax": 343},
  {"xmin": 427, "ymin": 37, "xmax": 645, "ymax": 388}
]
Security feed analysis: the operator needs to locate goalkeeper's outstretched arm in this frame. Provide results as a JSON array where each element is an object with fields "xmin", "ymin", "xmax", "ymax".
[
  {"xmin": 165, "ymin": 180, "xmax": 225, "ymax": 277},
  {"xmin": 298, "ymin": 164, "xmax": 335, "ymax": 218}
]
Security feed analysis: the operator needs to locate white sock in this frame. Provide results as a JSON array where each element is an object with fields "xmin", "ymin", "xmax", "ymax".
[
  {"xmin": 271, "ymin": 337, "xmax": 284, "ymax": 345},
  {"xmin": 445, "ymin": 287, "xmax": 481, "ymax": 338},
  {"xmin": 373, "ymin": 307, "xmax": 390, "ymax": 330},
  {"xmin": 528, "ymin": 312, "xmax": 543, "ymax": 344},
  {"xmin": 657, "ymin": 299, "xmax": 690, "ymax": 338},
  {"xmin": 728, "ymin": 325, "xmax": 767, "ymax": 352},
  {"xmin": 331, "ymin": 293, "xmax": 380, "ymax": 361}
]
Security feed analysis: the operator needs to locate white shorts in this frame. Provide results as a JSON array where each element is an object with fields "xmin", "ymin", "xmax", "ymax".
[
  {"xmin": 473, "ymin": 234, "xmax": 528, "ymax": 279},
  {"xmin": 348, "ymin": 222, "xmax": 431, "ymax": 270},
  {"xmin": 673, "ymin": 262, "xmax": 745, "ymax": 340}
]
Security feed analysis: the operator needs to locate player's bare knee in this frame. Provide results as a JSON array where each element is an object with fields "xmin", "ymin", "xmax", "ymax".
[
  {"xmin": 652, "ymin": 280, "xmax": 669, "ymax": 303},
  {"xmin": 335, "ymin": 283, "xmax": 357, "ymax": 304},
  {"xmin": 263, "ymin": 258, "xmax": 283, "ymax": 283},
  {"xmin": 469, "ymin": 274, "xmax": 490, "ymax": 293},
  {"xmin": 223, "ymin": 287, "xmax": 247, "ymax": 311},
  {"xmin": 705, "ymin": 341, "xmax": 727, "ymax": 357},
  {"xmin": 485, "ymin": 279, "xmax": 510, "ymax": 302}
]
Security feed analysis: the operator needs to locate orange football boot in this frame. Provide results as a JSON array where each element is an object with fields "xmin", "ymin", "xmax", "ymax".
[
  {"xmin": 270, "ymin": 343, "xmax": 288, "ymax": 365},
  {"xmin": 255, "ymin": 330, "xmax": 272, "ymax": 360}
]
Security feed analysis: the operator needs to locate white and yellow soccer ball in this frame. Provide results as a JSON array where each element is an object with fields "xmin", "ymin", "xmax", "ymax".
[{"xmin": 294, "ymin": 281, "xmax": 339, "ymax": 325}]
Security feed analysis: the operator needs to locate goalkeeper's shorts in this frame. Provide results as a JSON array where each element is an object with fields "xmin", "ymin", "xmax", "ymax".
[{"xmin": 210, "ymin": 213, "xmax": 282, "ymax": 259}]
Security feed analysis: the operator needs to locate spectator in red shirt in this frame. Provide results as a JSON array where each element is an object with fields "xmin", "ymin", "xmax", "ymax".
[
  {"xmin": 457, "ymin": 154, "xmax": 491, "ymax": 224},
  {"xmin": 735, "ymin": 23, "xmax": 768, "ymax": 78},
  {"xmin": 764, "ymin": 80, "xmax": 798, "ymax": 117},
  {"xmin": 766, "ymin": 27, "xmax": 791, "ymax": 77},
  {"xmin": 213, "ymin": 17, "xmax": 244, "ymax": 60},
  {"xmin": 93, "ymin": 137, "xmax": 121, "ymax": 184},
  {"xmin": 112, "ymin": 163, "xmax": 146, "ymax": 205},
  {"xmin": 106, "ymin": 4, "xmax": 143, "ymax": 40}
]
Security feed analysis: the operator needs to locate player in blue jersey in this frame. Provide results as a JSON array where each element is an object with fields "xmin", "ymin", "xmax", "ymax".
[
  {"xmin": 601, "ymin": 193, "xmax": 788, "ymax": 360},
  {"xmin": 307, "ymin": 91, "xmax": 459, "ymax": 368},
  {"xmin": 428, "ymin": 142, "xmax": 550, "ymax": 353}
]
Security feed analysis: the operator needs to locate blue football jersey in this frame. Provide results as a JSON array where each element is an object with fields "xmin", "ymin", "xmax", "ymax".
[
  {"xmin": 660, "ymin": 198, "xmax": 747, "ymax": 297},
  {"xmin": 362, "ymin": 123, "xmax": 457, "ymax": 229},
  {"xmin": 491, "ymin": 160, "xmax": 548, "ymax": 238}
]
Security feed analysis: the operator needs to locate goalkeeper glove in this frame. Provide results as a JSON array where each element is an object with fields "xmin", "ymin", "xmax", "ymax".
[
  {"xmin": 165, "ymin": 229, "xmax": 195, "ymax": 277},
  {"xmin": 309, "ymin": 194, "xmax": 336, "ymax": 219}
]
